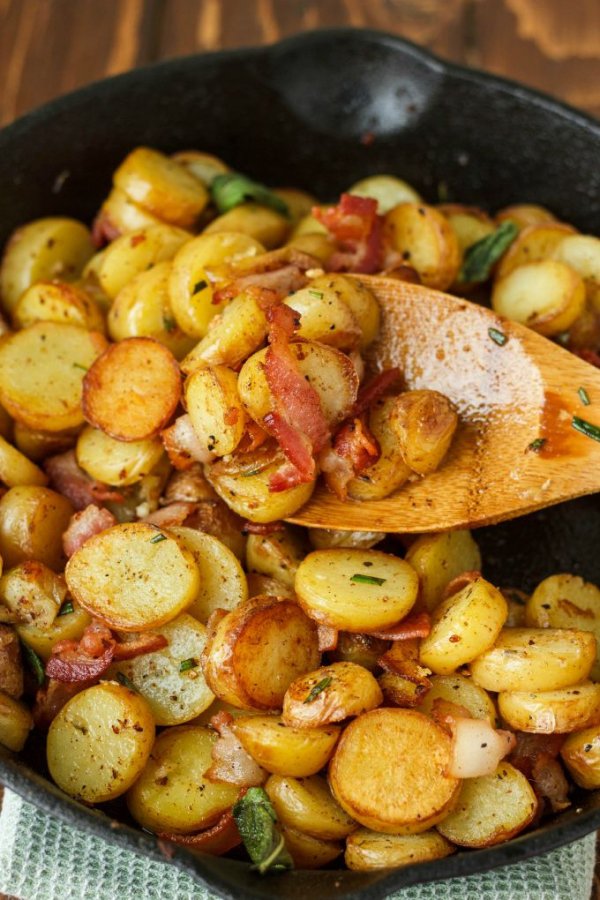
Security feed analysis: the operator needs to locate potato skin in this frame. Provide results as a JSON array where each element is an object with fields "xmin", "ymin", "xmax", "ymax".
[
  {"xmin": 234, "ymin": 715, "xmax": 340, "ymax": 777},
  {"xmin": 405, "ymin": 530, "xmax": 481, "ymax": 613},
  {"xmin": 283, "ymin": 662, "xmax": 383, "ymax": 729},
  {"xmin": 265, "ymin": 773, "xmax": 357, "ymax": 840},
  {"xmin": 0, "ymin": 486, "xmax": 74, "ymax": 571},
  {"xmin": 498, "ymin": 682, "xmax": 600, "ymax": 734},
  {"xmin": 560, "ymin": 725, "xmax": 600, "ymax": 789},
  {"xmin": 345, "ymin": 828, "xmax": 455, "ymax": 871},
  {"xmin": 47, "ymin": 682, "xmax": 155, "ymax": 803}
]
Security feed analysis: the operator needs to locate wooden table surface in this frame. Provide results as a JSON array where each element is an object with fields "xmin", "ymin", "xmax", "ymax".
[{"xmin": 0, "ymin": 0, "xmax": 599, "ymax": 897}]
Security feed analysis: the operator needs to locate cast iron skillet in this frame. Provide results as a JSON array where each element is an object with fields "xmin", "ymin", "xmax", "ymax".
[{"xmin": 0, "ymin": 27, "xmax": 599, "ymax": 900}]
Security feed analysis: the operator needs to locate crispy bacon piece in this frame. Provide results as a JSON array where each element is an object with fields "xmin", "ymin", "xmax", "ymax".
[
  {"xmin": 314, "ymin": 194, "xmax": 384, "ymax": 274},
  {"xmin": 91, "ymin": 211, "xmax": 121, "ymax": 247},
  {"xmin": 354, "ymin": 368, "xmax": 402, "ymax": 416},
  {"xmin": 236, "ymin": 419, "xmax": 269, "ymax": 454},
  {"xmin": 112, "ymin": 633, "xmax": 168, "ymax": 660},
  {"xmin": 33, "ymin": 679, "xmax": 89, "ymax": 730},
  {"xmin": 441, "ymin": 571, "xmax": 483, "ymax": 602},
  {"xmin": 143, "ymin": 501, "xmax": 197, "ymax": 528},
  {"xmin": 46, "ymin": 620, "xmax": 115, "ymax": 683},
  {"xmin": 212, "ymin": 248, "xmax": 318, "ymax": 305},
  {"xmin": 161, "ymin": 414, "xmax": 216, "ymax": 470},
  {"xmin": 367, "ymin": 611, "xmax": 431, "ymax": 641},
  {"xmin": 242, "ymin": 520, "xmax": 285, "ymax": 535},
  {"xmin": 44, "ymin": 450, "xmax": 123, "ymax": 510},
  {"xmin": 574, "ymin": 348, "xmax": 600, "ymax": 368},
  {"xmin": 509, "ymin": 732, "xmax": 566, "ymax": 780},
  {"xmin": 0, "ymin": 625, "xmax": 24, "ymax": 700},
  {"xmin": 317, "ymin": 624, "xmax": 339, "ymax": 653},
  {"xmin": 205, "ymin": 711, "xmax": 267, "ymax": 787},
  {"xmin": 531, "ymin": 753, "xmax": 571, "ymax": 812},
  {"xmin": 63, "ymin": 504, "xmax": 117, "ymax": 558},
  {"xmin": 157, "ymin": 808, "xmax": 242, "ymax": 857},
  {"xmin": 321, "ymin": 416, "xmax": 380, "ymax": 500}
]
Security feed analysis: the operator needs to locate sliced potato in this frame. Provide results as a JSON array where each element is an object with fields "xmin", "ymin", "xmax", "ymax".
[
  {"xmin": 266, "ymin": 774, "xmax": 356, "ymax": 839},
  {"xmin": 108, "ymin": 614, "xmax": 214, "ymax": 725},
  {"xmin": 308, "ymin": 528, "xmax": 385, "ymax": 551},
  {"xmin": 0, "ymin": 486, "xmax": 74, "ymax": 570},
  {"xmin": 329, "ymin": 632, "xmax": 390, "ymax": 672},
  {"xmin": 295, "ymin": 549, "xmax": 418, "ymax": 632},
  {"xmin": 83, "ymin": 338, "xmax": 181, "ymax": 441},
  {"xmin": 0, "ymin": 217, "xmax": 95, "ymax": 315},
  {"xmin": 347, "ymin": 397, "xmax": 412, "ymax": 501},
  {"xmin": 330, "ymin": 708, "xmax": 460, "ymax": 834},
  {"xmin": 171, "ymin": 150, "xmax": 230, "ymax": 186},
  {"xmin": 246, "ymin": 525, "xmax": 306, "ymax": 589},
  {"xmin": 17, "ymin": 602, "xmax": 91, "ymax": 661},
  {"xmin": 233, "ymin": 715, "xmax": 340, "ymax": 777},
  {"xmin": 169, "ymin": 526, "xmax": 248, "ymax": 623},
  {"xmin": 13, "ymin": 280, "xmax": 105, "ymax": 333},
  {"xmin": 496, "ymin": 222, "xmax": 576, "ymax": 278},
  {"xmin": 169, "ymin": 231, "xmax": 265, "ymax": 338},
  {"xmin": 283, "ymin": 287, "xmax": 361, "ymax": 350},
  {"xmin": 349, "ymin": 175, "xmax": 421, "ymax": 213},
  {"xmin": 202, "ymin": 596, "xmax": 320, "ymax": 710},
  {"xmin": 419, "ymin": 674, "xmax": 497, "ymax": 726},
  {"xmin": 405, "ymin": 530, "xmax": 482, "ymax": 612},
  {"xmin": 273, "ymin": 187, "xmax": 318, "ymax": 224},
  {"xmin": 280, "ymin": 826, "xmax": 342, "ymax": 869},
  {"xmin": 65, "ymin": 522, "xmax": 200, "ymax": 631},
  {"xmin": 390, "ymin": 390, "xmax": 458, "ymax": 475},
  {"xmin": 306, "ymin": 274, "xmax": 380, "ymax": 349},
  {"xmin": 282, "ymin": 662, "xmax": 382, "ymax": 728},
  {"xmin": 470, "ymin": 628, "xmax": 596, "ymax": 692},
  {"xmin": 0, "ymin": 322, "xmax": 108, "ymax": 432},
  {"xmin": 205, "ymin": 441, "xmax": 316, "ymax": 524},
  {"xmin": 76, "ymin": 426, "xmax": 165, "ymax": 487},
  {"xmin": 419, "ymin": 577, "xmax": 507, "ymax": 675},
  {"xmin": 203, "ymin": 203, "xmax": 289, "ymax": 249},
  {"xmin": 491, "ymin": 259, "xmax": 585, "ymax": 336},
  {"xmin": 13, "ymin": 423, "xmax": 77, "ymax": 463},
  {"xmin": 127, "ymin": 725, "xmax": 239, "ymax": 833},
  {"xmin": 238, "ymin": 341, "xmax": 359, "ymax": 429},
  {"xmin": 498, "ymin": 682, "xmax": 600, "ymax": 733},
  {"xmin": 437, "ymin": 763, "xmax": 538, "ymax": 847},
  {"xmin": 526, "ymin": 573, "xmax": 600, "ymax": 681},
  {"xmin": 94, "ymin": 187, "xmax": 163, "ymax": 237},
  {"xmin": 345, "ymin": 828, "xmax": 455, "ymax": 871},
  {"xmin": 0, "ymin": 434, "xmax": 48, "ymax": 487},
  {"xmin": 285, "ymin": 233, "xmax": 335, "ymax": 266},
  {"xmin": 438, "ymin": 204, "xmax": 495, "ymax": 254},
  {"xmin": 495, "ymin": 204, "xmax": 556, "ymax": 230},
  {"xmin": 0, "ymin": 561, "xmax": 65, "ymax": 629},
  {"xmin": 185, "ymin": 365, "xmax": 246, "ymax": 457},
  {"xmin": 552, "ymin": 234, "xmax": 600, "ymax": 309},
  {"xmin": 383, "ymin": 203, "xmax": 461, "ymax": 291},
  {"xmin": 560, "ymin": 725, "xmax": 600, "ymax": 789},
  {"xmin": 114, "ymin": 146, "xmax": 209, "ymax": 229},
  {"xmin": 180, "ymin": 290, "xmax": 268, "ymax": 374},
  {"xmin": 47, "ymin": 682, "xmax": 155, "ymax": 803},
  {"xmin": 0, "ymin": 689, "xmax": 33, "ymax": 751}
]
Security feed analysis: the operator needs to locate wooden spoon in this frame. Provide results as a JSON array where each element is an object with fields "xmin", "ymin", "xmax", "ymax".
[{"xmin": 289, "ymin": 275, "xmax": 600, "ymax": 533}]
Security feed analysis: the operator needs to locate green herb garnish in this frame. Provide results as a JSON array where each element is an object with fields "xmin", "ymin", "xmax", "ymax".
[
  {"xmin": 458, "ymin": 221, "xmax": 518, "ymax": 283},
  {"xmin": 308, "ymin": 289, "xmax": 324, "ymax": 299},
  {"xmin": 488, "ymin": 327, "xmax": 507, "ymax": 347},
  {"xmin": 149, "ymin": 532, "xmax": 167, "ymax": 544},
  {"xmin": 232, "ymin": 787, "xmax": 293, "ymax": 875},
  {"xmin": 57, "ymin": 600, "xmax": 74, "ymax": 617},
  {"xmin": 211, "ymin": 173, "xmax": 289, "ymax": 218},
  {"xmin": 578, "ymin": 387, "xmax": 591, "ymax": 406},
  {"xmin": 193, "ymin": 279, "xmax": 208, "ymax": 295},
  {"xmin": 179, "ymin": 658, "xmax": 197, "ymax": 673},
  {"xmin": 303, "ymin": 676, "xmax": 332, "ymax": 704},
  {"xmin": 21, "ymin": 643, "xmax": 45, "ymax": 685},
  {"xmin": 241, "ymin": 469, "xmax": 261, "ymax": 477},
  {"xmin": 116, "ymin": 672, "xmax": 136, "ymax": 691},
  {"xmin": 72, "ymin": 362, "xmax": 88, "ymax": 371},
  {"xmin": 572, "ymin": 416, "xmax": 600, "ymax": 443},
  {"xmin": 527, "ymin": 438, "xmax": 546, "ymax": 453},
  {"xmin": 163, "ymin": 315, "xmax": 177, "ymax": 332},
  {"xmin": 350, "ymin": 573, "xmax": 386, "ymax": 586}
]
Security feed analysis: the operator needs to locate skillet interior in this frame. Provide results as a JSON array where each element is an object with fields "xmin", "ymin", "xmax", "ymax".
[{"xmin": 0, "ymin": 27, "xmax": 599, "ymax": 900}]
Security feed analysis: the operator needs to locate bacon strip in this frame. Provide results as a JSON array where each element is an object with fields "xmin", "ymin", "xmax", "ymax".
[
  {"xmin": 321, "ymin": 416, "xmax": 380, "ymax": 500},
  {"xmin": 367, "ymin": 611, "xmax": 431, "ymax": 641},
  {"xmin": 33, "ymin": 679, "xmax": 90, "ymax": 730},
  {"xmin": 63, "ymin": 505, "xmax": 117, "ymax": 558},
  {"xmin": 112, "ymin": 633, "xmax": 168, "ymax": 660},
  {"xmin": 314, "ymin": 194, "xmax": 384, "ymax": 274},
  {"xmin": 44, "ymin": 450, "xmax": 123, "ymax": 510},
  {"xmin": 157, "ymin": 808, "xmax": 242, "ymax": 857},
  {"xmin": 143, "ymin": 502, "xmax": 197, "ymax": 528}
]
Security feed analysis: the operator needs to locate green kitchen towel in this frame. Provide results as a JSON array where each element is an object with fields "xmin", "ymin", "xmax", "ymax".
[{"xmin": 0, "ymin": 790, "xmax": 596, "ymax": 899}]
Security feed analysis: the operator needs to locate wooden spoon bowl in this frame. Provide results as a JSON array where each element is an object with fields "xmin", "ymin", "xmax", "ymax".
[{"xmin": 289, "ymin": 276, "xmax": 600, "ymax": 533}]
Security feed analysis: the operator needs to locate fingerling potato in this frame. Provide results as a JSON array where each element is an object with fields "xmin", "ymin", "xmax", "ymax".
[
  {"xmin": 13, "ymin": 280, "xmax": 105, "ymax": 333},
  {"xmin": 246, "ymin": 525, "xmax": 307, "ymax": 590},
  {"xmin": 280, "ymin": 826, "xmax": 343, "ymax": 869},
  {"xmin": 185, "ymin": 365, "xmax": 246, "ymax": 457},
  {"xmin": 76, "ymin": 426, "xmax": 165, "ymax": 487},
  {"xmin": 346, "ymin": 397, "xmax": 412, "ymax": 501},
  {"xmin": 349, "ymin": 175, "xmax": 421, "ymax": 213},
  {"xmin": 491, "ymin": 259, "xmax": 585, "ymax": 336},
  {"xmin": 0, "ymin": 434, "xmax": 48, "ymax": 488}
]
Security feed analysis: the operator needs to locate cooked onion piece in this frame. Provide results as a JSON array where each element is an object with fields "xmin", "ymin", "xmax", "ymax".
[
  {"xmin": 469, "ymin": 628, "xmax": 596, "ymax": 692},
  {"xmin": 185, "ymin": 365, "xmax": 246, "ymax": 457},
  {"xmin": 202, "ymin": 596, "xmax": 320, "ymax": 710},
  {"xmin": 65, "ymin": 522, "xmax": 199, "ymax": 631},
  {"xmin": 390, "ymin": 390, "xmax": 458, "ymax": 475},
  {"xmin": 83, "ymin": 338, "xmax": 181, "ymax": 441},
  {"xmin": 295, "ymin": 549, "xmax": 418, "ymax": 632},
  {"xmin": 13, "ymin": 281, "xmax": 105, "ymax": 333},
  {"xmin": 265, "ymin": 774, "xmax": 357, "ymax": 840},
  {"xmin": 329, "ymin": 708, "xmax": 460, "ymax": 834},
  {"xmin": 498, "ymin": 682, "xmax": 600, "ymax": 734},
  {"xmin": 491, "ymin": 259, "xmax": 585, "ymax": 336},
  {"xmin": 282, "ymin": 662, "xmax": 382, "ymax": 729},
  {"xmin": 437, "ymin": 762, "xmax": 537, "ymax": 847},
  {"xmin": 383, "ymin": 203, "xmax": 461, "ymax": 291},
  {"xmin": 76, "ymin": 426, "xmax": 164, "ymax": 487},
  {"xmin": 446, "ymin": 717, "xmax": 515, "ymax": 778},
  {"xmin": 345, "ymin": 828, "xmax": 455, "ymax": 871},
  {"xmin": 419, "ymin": 577, "xmax": 507, "ymax": 675},
  {"xmin": 233, "ymin": 715, "xmax": 339, "ymax": 777},
  {"xmin": 560, "ymin": 725, "xmax": 600, "ymax": 789}
]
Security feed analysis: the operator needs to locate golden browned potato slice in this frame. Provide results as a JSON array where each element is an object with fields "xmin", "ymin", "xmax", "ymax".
[
  {"xmin": 65, "ymin": 522, "xmax": 200, "ymax": 631},
  {"xmin": 0, "ymin": 323, "xmax": 108, "ymax": 432},
  {"xmin": 283, "ymin": 288, "xmax": 361, "ymax": 350},
  {"xmin": 280, "ymin": 825, "xmax": 343, "ymax": 869},
  {"xmin": 436, "ymin": 762, "xmax": 537, "ymax": 847},
  {"xmin": 419, "ymin": 577, "xmax": 508, "ymax": 675},
  {"xmin": 170, "ymin": 526, "xmax": 247, "ymax": 624},
  {"xmin": 83, "ymin": 337, "xmax": 181, "ymax": 441},
  {"xmin": 491, "ymin": 259, "xmax": 585, "ymax": 336},
  {"xmin": 303, "ymin": 274, "xmax": 381, "ymax": 349},
  {"xmin": 345, "ymin": 828, "xmax": 455, "ymax": 871},
  {"xmin": 0, "ymin": 486, "xmax": 74, "ymax": 570},
  {"xmin": 560, "ymin": 725, "xmax": 600, "ymax": 789},
  {"xmin": 180, "ymin": 291, "xmax": 269, "ymax": 374},
  {"xmin": 205, "ymin": 442, "xmax": 316, "ymax": 524},
  {"xmin": 17, "ymin": 603, "xmax": 91, "ymax": 661},
  {"xmin": 495, "ymin": 204, "xmax": 556, "ymax": 230},
  {"xmin": 346, "ymin": 397, "xmax": 412, "ymax": 502},
  {"xmin": 13, "ymin": 280, "xmax": 105, "ymax": 333},
  {"xmin": 114, "ymin": 147, "xmax": 209, "ymax": 229},
  {"xmin": 330, "ymin": 708, "xmax": 460, "ymax": 834},
  {"xmin": 202, "ymin": 596, "xmax": 320, "ymax": 710},
  {"xmin": 438, "ymin": 204, "xmax": 495, "ymax": 254},
  {"xmin": 383, "ymin": 203, "xmax": 461, "ymax": 291},
  {"xmin": 185, "ymin": 365, "xmax": 246, "ymax": 457},
  {"xmin": 282, "ymin": 662, "xmax": 382, "ymax": 729},
  {"xmin": 266, "ymin": 774, "xmax": 357, "ymax": 840},
  {"xmin": 203, "ymin": 203, "xmax": 289, "ymax": 249},
  {"xmin": 308, "ymin": 529, "xmax": 385, "ymax": 551},
  {"xmin": 0, "ymin": 689, "xmax": 33, "ymax": 751},
  {"xmin": 419, "ymin": 674, "xmax": 497, "ymax": 726},
  {"xmin": 0, "ymin": 217, "xmax": 95, "ymax": 315},
  {"xmin": 108, "ymin": 614, "xmax": 214, "ymax": 725},
  {"xmin": 13, "ymin": 423, "xmax": 77, "ymax": 463},
  {"xmin": 0, "ymin": 434, "xmax": 48, "ymax": 488},
  {"xmin": 0, "ymin": 561, "xmax": 65, "ymax": 629},
  {"xmin": 525, "ymin": 573, "xmax": 600, "ymax": 681},
  {"xmin": 390, "ymin": 390, "xmax": 458, "ymax": 475},
  {"xmin": 495, "ymin": 222, "xmax": 575, "ymax": 277},
  {"xmin": 285, "ymin": 233, "xmax": 335, "ymax": 266},
  {"xmin": 498, "ymin": 682, "xmax": 600, "ymax": 733},
  {"xmin": 95, "ymin": 187, "xmax": 163, "ymax": 236},
  {"xmin": 47, "ymin": 682, "xmax": 155, "ymax": 803},
  {"xmin": 171, "ymin": 150, "xmax": 230, "ymax": 186},
  {"xmin": 349, "ymin": 175, "xmax": 421, "ymax": 213},
  {"xmin": 127, "ymin": 725, "xmax": 240, "ymax": 833},
  {"xmin": 552, "ymin": 234, "xmax": 600, "ymax": 310},
  {"xmin": 329, "ymin": 633, "xmax": 390, "ymax": 672},
  {"xmin": 233, "ymin": 715, "xmax": 340, "ymax": 777},
  {"xmin": 469, "ymin": 628, "xmax": 596, "ymax": 692},
  {"xmin": 246, "ymin": 525, "xmax": 306, "ymax": 590},
  {"xmin": 405, "ymin": 530, "xmax": 481, "ymax": 613},
  {"xmin": 294, "ymin": 549, "xmax": 418, "ymax": 632},
  {"xmin": 76, "ymin": 426, "xmax": 165, "ymax": 487},
  {"xmin": 273, "ymin": 187, "xmax": 318, "ymax": 224}
]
